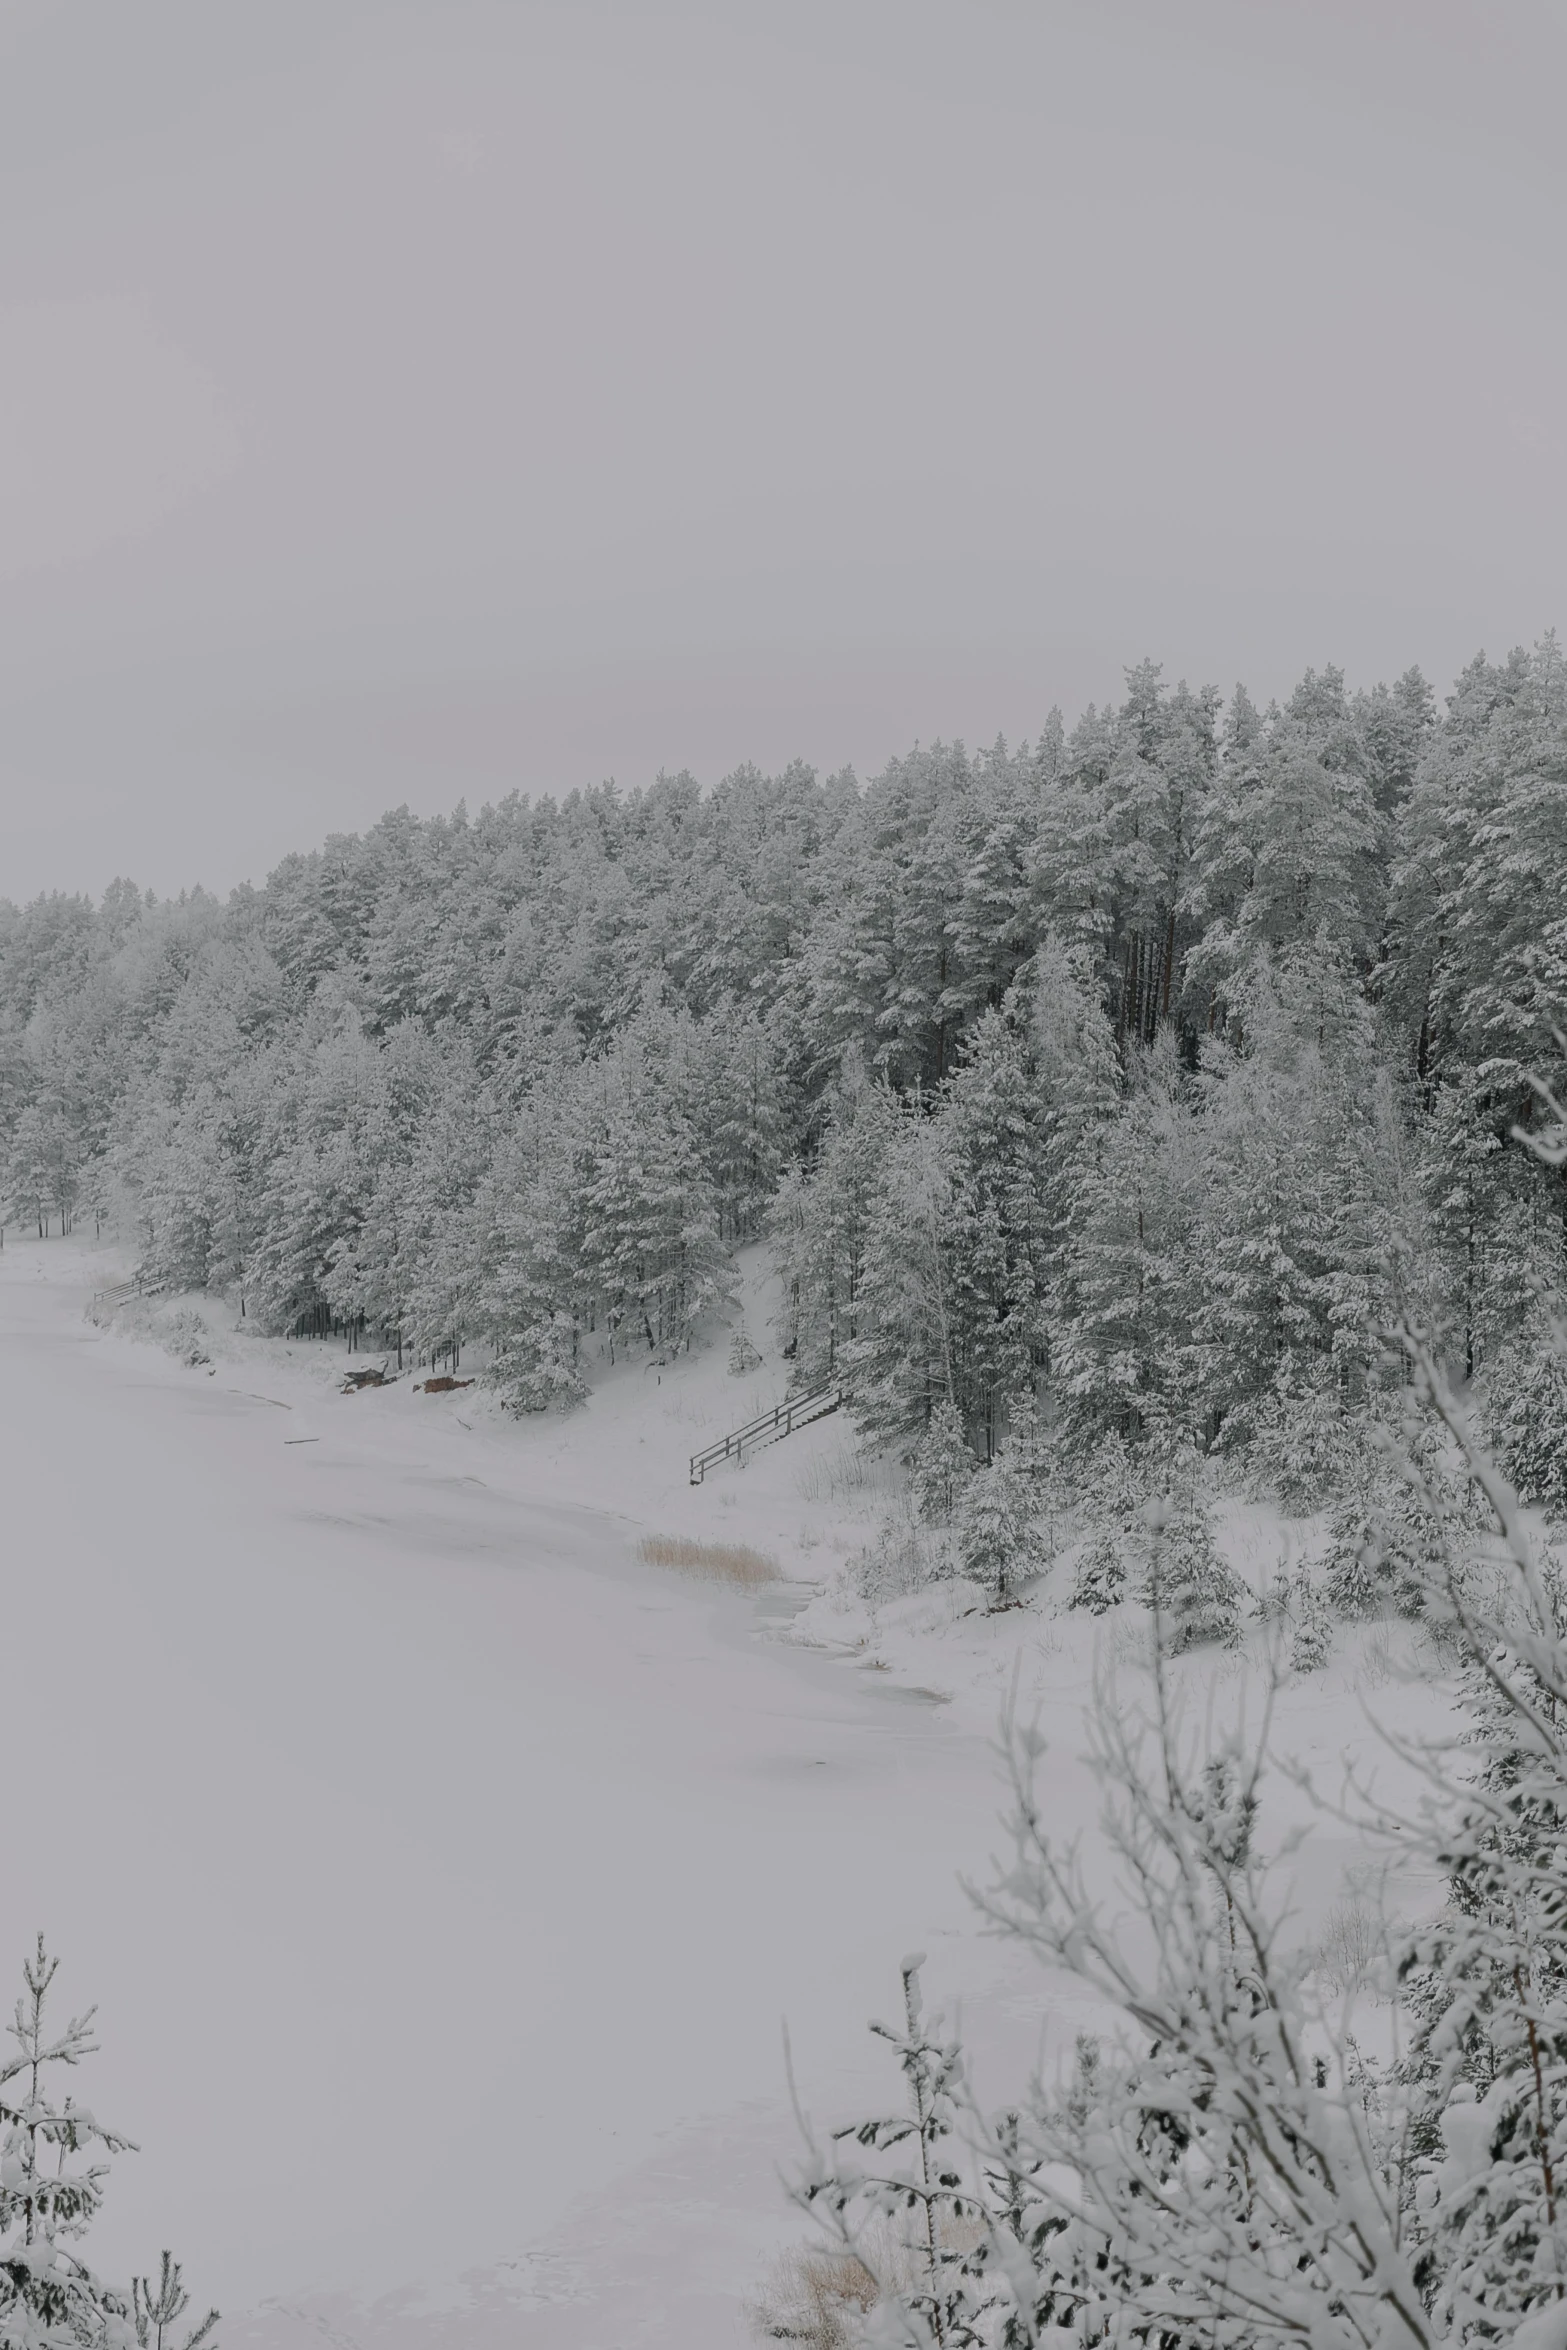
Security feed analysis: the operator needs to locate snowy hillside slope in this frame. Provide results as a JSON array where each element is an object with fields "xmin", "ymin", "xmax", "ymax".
[{"xmin": 8, "ymin": 1236, "xmax": 1464, "ymax": 2348}]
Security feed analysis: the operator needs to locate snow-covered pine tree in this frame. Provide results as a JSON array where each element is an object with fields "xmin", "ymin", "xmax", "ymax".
[
  {"xmin": 800, "ymin": 743, "xmax": 973, "ymax": 1089},
  {"xmin": 0, "ymin": 1937, "xmax": 132, "ymax": 2350},
  {"xmin": 1321, "ymin": 1414, "xmax": 1485, "ymax": 1622},
  {"xmin": 932, "ymin": 1006, "xmax": 1058, "ymax": 1456},
  {"xmin": 910, "ymin": 1398, "xmax": 974, "ymax": 1527},
  {"xmin": 1066, "ymin": 1431, "xmax": 1143, "ymax": 1612},
  {"xmin": 1421, "ymin": 1072, "xmax": 1536, "ymax": 1383},
  {"xmin": 1187, "ymin": 674, "xmax": 1385, "ymax": 998},
  {"xmin": 0, "ymin": 1937, "xmax": 215, "ymax": 2350},
  {"xmin": 1483, "ymin": 1320, "xmax": 1567, "ymax": 1521},
  {"xmin": 767, "ymin": 1073, "xmax": 900, "ymax": 1391},
  {"xmin": 791, "ymin": 1955, "xmax": 979, "ymax": 2345},
  {"xmin": 1287, "ymin": 1573, "xmax": 1335, "ymax": 1672},
  {"xmin": 461, "ymin": 1085, "xmax": 590, "ymax": 1410},
  {"xmin": 1141, "ymin": 1488, "xmax": 1242, "ymax": 1652},
  {"xmin": 838, "ymin": 1109, "xmax": 967, "ymax": 1447},
  {"xmin": 953, "ymin": 1452, "xmax": 1036, "ymax": 1606},
  {"xmin": 1323, "ymin": 1486, "xmax": 1429, "ymax": 1619},
  {"xmin": 1068, "ymin": 1528, "xmax": 1126, "ymax": 1614},
  {"xmin": 1057, "ymin": 1031, "xmax": 1204, "ymax": 1452},
  {"xmin": 577, "ymin": 1062, "xmax": 733, "ymax": 1360},
  {"xmin": 132, "ymin": 2258, "xmax": 216, "ymax": 2350},
  {"xmin": 1243, "ymin": 1362, "xmax": 1356, "ymax": 1513},
  {"xmin": 1394, "ymin": 636, "xmax": 1567, "ymax": 1091},
  {"xmin": 1186, "ymin": 947, "xmax": 1411, "ymax": 1462}
]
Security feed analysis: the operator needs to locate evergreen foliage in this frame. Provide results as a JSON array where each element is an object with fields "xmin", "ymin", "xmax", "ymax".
[
  {"xmin": 909, "ymin": 1401, "xmax": 974, "ymax": 1528},
  {"xmin": 0, "ymin": 637, "xmax": 1561, "ymax": 1476},
  {"xmin": 1322, "ymin": 1429, "xmax": 1485, "ymax": 1622},
  {"xmin": 1286, "ymin": 1574, "xmax": 1335, "ymax": 1673},
  {"xmin": 953, "ymin": 1454, "xmax": 1036, "ymax": 1606},
  {"xmin": 1142, "ymin": 1492, "xmax": 1242, "ymax": 1653},
  {"xmin": 1067, "ymin": 1529, "xmax": 1126, "ymax": 1616},
  {"xmin": 1484, "ymin": 1325, "xmax": 1567, "ymax": 1520},
  {"xmin": 0, "ymin": 1938, "xmax": 213, "ymax": 2350},
  {"xmin": 131, "ymin": 2258, "xmax": 215, "ymax": 2350}
]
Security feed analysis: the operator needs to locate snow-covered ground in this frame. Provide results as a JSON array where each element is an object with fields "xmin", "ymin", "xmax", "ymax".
[{"xmin": 2, "ymin": 1239, "xmax": 1449, "ymax": 2347}]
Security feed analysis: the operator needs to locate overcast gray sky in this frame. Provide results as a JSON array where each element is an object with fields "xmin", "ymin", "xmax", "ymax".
[{"xmin": 1, "ymin": 0, "xmax": 1562, "ymax": 901}]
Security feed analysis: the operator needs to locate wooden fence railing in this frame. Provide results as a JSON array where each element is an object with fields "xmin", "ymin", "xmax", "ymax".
[
  {"xmin": 689, "ymin": 1386, "xmax": 842, "ymax": 1485},
  {"xmin": 90, "ymin": 1277, "xmax": 149, "ymax": 1313}
]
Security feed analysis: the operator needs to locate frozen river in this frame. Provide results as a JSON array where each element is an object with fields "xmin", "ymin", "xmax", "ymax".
[{"xmin": 1, "ymin": 1244, "xmax": 1037, "ymax": 2346}]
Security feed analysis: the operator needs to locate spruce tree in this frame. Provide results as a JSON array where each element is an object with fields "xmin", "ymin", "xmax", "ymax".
[
  {"xmin": 1142, "ymin": 1491, "xmax": 1241, "ymax": 1652},
  {"xmin": 953, "ymin": 1454, "xmax": 1036, "ymax": 1606},
  {"xmin": 910, "ymin": 1399, "xmax": 973, "ymax": 1527},
  {"xmin": 1484, "ymin": 1326, "xmax": 1567, "ymax": 1520},
  {"xmin": 1068, "ymin": 1527, "xmax": 1127, "ymax": 1615}
]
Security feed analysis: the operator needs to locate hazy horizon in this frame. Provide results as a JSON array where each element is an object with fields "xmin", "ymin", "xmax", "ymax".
[
  {"xmin": 3, "ymin": 0, "xmax": 1563, "ymax": 902},
  {"xmin": 6, "ymin": 637, "xmax": 1552, "ymax": 912}
]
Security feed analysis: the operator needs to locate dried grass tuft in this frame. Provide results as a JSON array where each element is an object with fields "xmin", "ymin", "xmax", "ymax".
[
  {"xmin": 637, "ymin": 1533, "xmax": 779, "ymax": 1589},
  {"xmin": 746, "ymin": 2242, "xmax": 877, "ymax": 2347},
  {"xmin": 747, "ymin": 2217, "xmax": 986, "ymax": 2345}
]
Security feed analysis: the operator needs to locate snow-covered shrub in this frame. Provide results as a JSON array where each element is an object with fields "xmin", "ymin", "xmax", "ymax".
[
  {"xmin": 1239, "ymin": 1362, "xmax": 1355, "ymax": 1513},
  {"xmin": 910, "ymin": 1399, "xmax": 974, "ymax": 1526},
  {"xmin": 953, "ymin": 1454, "xmax": 1036, "ymax": 1606},
  {"xmin": 1323, "ymin": 1495, "xmax": 1402, "ymax": 1617},
  {"xmin": 1258, "ymin": 1563, "xmax": 1335, "ymax": 1670},
  {"xmin": 155, "ymin": 1308, "xmax": 211, "ymax": 1368},
  {"xmin": 1320, "ymin": 1406, "xmax": 1493, "ymax": 1621},
  {"xmin": 489, "ymin": 1310, "xmax": 588, "ymax": 1412},
  {"xmin": 1063, "ymin": 1432, "xmax": 1147, "ymax": 1612},
  {"xmin": 1142, "ymin": 1494, "xmax": 1241, "ymax": 1652},
  {"xmin": 103, "ymin": 1296, "xmax": 212, "ymax": 1368},
  {"xmin": 1068, "ymin": 1528, "xmax": 1127, "ymax": 1615},
  {"xmin": 1077, "ymin": 1428, "xmax": 1144, "ymax": 1532},
  {"xmin": 1287, "ymin": 1575, "xmax": 1335, "ymax": 1671},
  {"xmin": 854, "ymin": 1509, "xmax": 952, "ymax": 1602},
  {"xmin": 1322, "ymin": 1466, "xmax": 1480, "ymax": 1622},
  {"xmin": 727, "ymin": 1320, "xmax": 762, "ymax": 1377},
  {"xmin": 1483, "ymin": 1330, "xmax": 1567, "ymax": 1520}
]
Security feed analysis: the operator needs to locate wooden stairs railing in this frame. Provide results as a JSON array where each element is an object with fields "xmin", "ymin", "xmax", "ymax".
[
  {"xmin": 90, "ymin": 1276, "xmax": 149, "ymax": 1312},
  {"xmin": 689, "ymin": 1386, "xmax": 842, "ymax": 1485}
]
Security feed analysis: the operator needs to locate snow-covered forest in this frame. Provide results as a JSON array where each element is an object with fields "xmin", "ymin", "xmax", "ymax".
[
  {"xmin": 4, "ymin": 641, "xmax": 1564, "ymax": 1523},
  {"xmin": 4, "ymin": 640, "xmax": 1567, "ymax": 2348}
]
